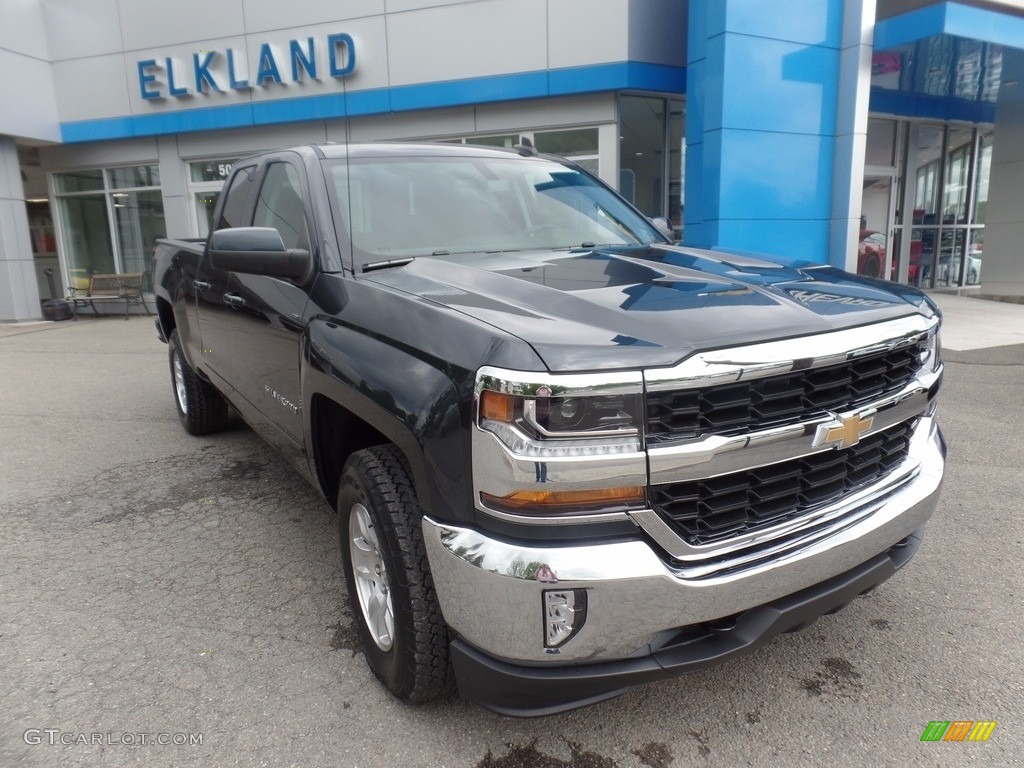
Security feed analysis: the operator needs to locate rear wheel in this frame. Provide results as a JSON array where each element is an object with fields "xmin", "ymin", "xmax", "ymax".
[
  {"xmin": 338, "ymin": 445, "xmax": 452, "ymax": 703},
  {"xmin": 168, "ymin": 329, "xmax": 228, "ymax": 435}
]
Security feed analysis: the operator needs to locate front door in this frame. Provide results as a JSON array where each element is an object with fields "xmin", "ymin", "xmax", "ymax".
[{"xmin": 197, "ymin": 156, "xmax": 314, "ymax": 464}]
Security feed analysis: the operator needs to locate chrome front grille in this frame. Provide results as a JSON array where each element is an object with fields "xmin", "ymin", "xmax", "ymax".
[
  {"xmin": 650, "ymin": 420, "xmax": 916, "ymax": 546},
  {"xmin": 645, "ymin": 344, "xmax": 923, "ymax": 442}
]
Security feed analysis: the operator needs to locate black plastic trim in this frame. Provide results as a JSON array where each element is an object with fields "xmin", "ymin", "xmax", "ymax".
[{"xmin": 450, "ymin": 527, "xmax": 924, "ymax": 717}]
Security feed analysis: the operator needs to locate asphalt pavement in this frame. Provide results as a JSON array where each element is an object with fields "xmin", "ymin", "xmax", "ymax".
[{"xmin": 1, "ymin": 294, "xmax": 1022, "ymax": 768}]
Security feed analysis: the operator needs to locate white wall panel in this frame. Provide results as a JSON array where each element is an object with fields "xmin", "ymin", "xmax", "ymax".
[
  {"xmin": 0, "ymin": 0, "xmax": 50, "ymax": 58},
  {"xmin": 475, "ymin": 93, "xmax": 614, "ymax": 132},
  {"xmin": 40, "ymin": 137, "xmax": 159, "ymax": 170},
  {"xmin": 174, "ymin": 123, "xmax": 327, "ymax": 158},
  {"xmin": 386, "ymin": 0, "xmax": 548, "ymax": 85},
  {"xmin": 42, "ymin": 0, "xmax": 122, "ymax": 60},
  {"xmin": 385, "ymin": 0, "xmax": 474, "ymax": 12},
  {"xmin": 116, "ymin": 0, "xmax": 246, "ymax": 51},
  {"xmin": 52, "ymin": 55, "xmax": 131, "ymax": 123},
  {"xmin": 548, "ymin": 0, "xmax": 629, "ymax": 69},
  {"xmin": 339, "ymin": 107, "xmax": 476, "ymax": 141},
  {"xmin": 242, "ymin": 0, "xmax": 385, "ymax": 33},
  {"xmin": 0, "ymin": 50, "xmax": 60, "ymax": 141}
]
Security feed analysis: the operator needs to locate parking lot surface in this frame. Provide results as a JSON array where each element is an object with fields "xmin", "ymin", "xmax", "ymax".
[{"xmin": 1, "ymin": 301, "xmax": 1022, "ymax": 768}]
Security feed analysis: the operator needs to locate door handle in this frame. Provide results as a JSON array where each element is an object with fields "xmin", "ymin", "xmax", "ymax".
[
  {"xmin": 223, "ymin": 293, "xmax": 246, "ymax": 308},
  {"xmin": 193, "ymin": 280, "xmax": 212, "ymax": 292}
]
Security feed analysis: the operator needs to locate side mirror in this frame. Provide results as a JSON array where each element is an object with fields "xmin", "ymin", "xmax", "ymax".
[{"xmin": 208, "ymin": 227, "xmax": 312, "ymax": 281}]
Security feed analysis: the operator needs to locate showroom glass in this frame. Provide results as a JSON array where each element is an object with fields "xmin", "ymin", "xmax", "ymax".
[
  {"xmin": 327, "ymin": 155, "xmax": 662, "ymax": 265},
  {"xmin": 618, "ymin": 95, "xmax": 684, "ymax": 238},
  {"xmin": 188, "ymin": 158, "xmax": 242, "ymax": 237},
  {"xmin": 535, "ymin": 128, "xmax": 599, "ymax": 174},
  {"xmin": 54, "ymin": 164, "xmax": 164, "ymax": 291}
]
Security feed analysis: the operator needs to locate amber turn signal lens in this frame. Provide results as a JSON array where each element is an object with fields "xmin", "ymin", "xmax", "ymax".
[
  {"xmin": 481, "ymin": 486, "xmax": 645, "ymax": 513},
  {"xmin": 480, "ymin": 390, "xmax": 516, "ymax": 423}
]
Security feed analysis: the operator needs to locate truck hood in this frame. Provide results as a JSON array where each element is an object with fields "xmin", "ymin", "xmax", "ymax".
[{"xmin": 362, "ymin": 244, "xmax": 938, "ymax": 372}]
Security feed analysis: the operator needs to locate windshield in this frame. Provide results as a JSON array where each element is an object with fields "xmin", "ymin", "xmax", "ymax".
[{"xmin": 324, "ymin": 153, "xmax": 664, "ymax": 266}]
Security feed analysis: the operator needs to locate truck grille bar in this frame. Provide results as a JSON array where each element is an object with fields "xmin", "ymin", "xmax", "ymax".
[
  {"xmin": 650, "ymin": 420, "xmax": 916, "ymax": 546},
  {"xmin": 646, "ymin": 344, "xmax": 922, "ymax": 441}
]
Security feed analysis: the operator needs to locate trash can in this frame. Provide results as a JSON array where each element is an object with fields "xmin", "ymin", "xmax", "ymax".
[{"xmin": 42, "ymin": 267, "xmax": 72, "ymax": 321}]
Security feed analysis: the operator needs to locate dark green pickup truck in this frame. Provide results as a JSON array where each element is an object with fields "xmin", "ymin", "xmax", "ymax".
[{"xmin": 152, "ymin": 142, "xmax": 945, "ymax": 715}]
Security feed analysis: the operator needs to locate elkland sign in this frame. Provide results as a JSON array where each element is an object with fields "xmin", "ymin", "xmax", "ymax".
[{"xmin": 137, "ymin": 33, "xmax": 356, "ymax": 100}]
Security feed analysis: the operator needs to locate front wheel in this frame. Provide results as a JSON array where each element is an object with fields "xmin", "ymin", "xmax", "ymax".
[
  {"xmin": 167, "ymin": 329, "xmax": 228, "ymax": 435},
  {"xmin": 338, "ymin": 445, "xmax": 452, "ymax": 703}
]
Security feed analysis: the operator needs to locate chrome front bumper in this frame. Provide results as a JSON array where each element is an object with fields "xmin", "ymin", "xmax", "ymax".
[{"xmin": 423, "ymin": 417, "xmax": 945, "ymax": 665}]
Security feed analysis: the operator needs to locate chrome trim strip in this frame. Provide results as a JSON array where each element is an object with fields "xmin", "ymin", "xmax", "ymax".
[
  {"xmin": 647, "ymin": 386, "xmax": 930, "ymax": 485},
  {"xmin": 476, "ymin": 365, "xmax": 643, "ymax": 398},
  {"xmin": 644, "ymin": 315, "xmax": 938, "ymax": 392}
]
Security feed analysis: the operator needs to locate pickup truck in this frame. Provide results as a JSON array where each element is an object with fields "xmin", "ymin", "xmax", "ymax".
[{"xmin": 152, "ymin": 142, "xmax": 945, "ymax": 716}]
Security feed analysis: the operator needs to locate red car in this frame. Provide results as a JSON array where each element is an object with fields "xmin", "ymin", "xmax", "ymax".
[{"xmin": 857, "ymin": 230, "xmax": 888, "ymax": 279}]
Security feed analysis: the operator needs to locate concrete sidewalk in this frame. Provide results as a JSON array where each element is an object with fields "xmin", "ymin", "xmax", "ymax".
[{"xmin": 928, "ymin": 292, "xmax": 1024, "ymax": 351}]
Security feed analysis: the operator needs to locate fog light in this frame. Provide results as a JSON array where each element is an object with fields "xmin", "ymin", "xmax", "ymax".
[{"xmin": 543, "ymin": 589, "xmax": 587, "ymax": 648}]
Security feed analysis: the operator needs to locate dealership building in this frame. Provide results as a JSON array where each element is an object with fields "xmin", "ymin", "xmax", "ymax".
[{"xmin": 2, "ymin": 0, "xmax": 1024, "ymax": 321}]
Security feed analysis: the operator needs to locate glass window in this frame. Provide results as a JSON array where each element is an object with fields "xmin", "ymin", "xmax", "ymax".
[
  {"xmin": 534, "ymin": 128, "xmax": 598, "ymax": 157},
  {"xmin": 467, "ymin": 134, "xmax": 520, "ymax": 149},
  {"xmin": 189, "ymin": 158, "xmax": 240, "ymax": 183},
  {"xmin": 536, "ymin": 128, "xmax": 600, "ymax": 176},
  {"xmin": 327, "ymin": 155, "xmax": 661, "ymax": 265},
  {"xmin": 253, "ymin": 163, "xmax": 308, "ymax": 250},
  {"xmin": 913, "ymin": 124, "xmax": 943, "ymax": 222},
  {"xmin": 215, "ymin": 165, "xmax": 257, "ymax": 231},
  {"xmin": 943, "ymin": 128, "xmax": 973, "ymax": 224},
  {"xmin": 866, "ymin": 119, "xmax": 897, "ymax": 167},
  {"xmin": 668, "ymin": 99, "xmax": 684, "ymax": 238},
  {"xmin": 58, "ymin": 195, "xmax": 115, "ymax": 290},
  {"xmin": 194, "ymin": 192, "xmax": 221, "ymax": 239},
  {"xmin": 54, "ymin": 163, "xmax": 165, "ymax": 294},
  {"xmin": 109, "ymin": 164, "xmax": 159, "ymax": 189},
  {"xmin": 616, "ymin": 95, "xmax": 686, "ymax": 238},
  {"xmin": 55, "ymin": 170, "xmax": 103, "ymax": 194},
  {"xmin": 619, "ymin": 96, "xmax": 667, "ymax": 220},
  {"xmin": 113, "ymin": 189, "xmax": 165, "ymax": 291},
  {"xmin": 973, "ymin": 132, "xmax": 993, "ymax": 224}
]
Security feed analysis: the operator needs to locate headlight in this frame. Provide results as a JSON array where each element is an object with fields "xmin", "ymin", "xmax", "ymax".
[
  {"xmin": 477, "ymin": 376, "xmax": 643, "ymax": 455},
  {"xmin": 481, "ymin": 389, "xmax": 641, "ymax": 440},
  {"xmin": 920, "ymin": 326, "xmax": 942, "ymax": 373},
  {"xmin": 474, "ymin": 368, "xmax": 646, "ymax": 515}
]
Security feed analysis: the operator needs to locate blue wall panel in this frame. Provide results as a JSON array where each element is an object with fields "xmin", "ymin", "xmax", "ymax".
[{"xmin": 684, "ymin": 0, "xmax": 844, "ymax": 264}]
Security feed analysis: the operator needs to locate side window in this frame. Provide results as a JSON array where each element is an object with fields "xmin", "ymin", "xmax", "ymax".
[
  {"xmin": 253, "ymin": 162, "xmax": 309, "ymax": 250},
  {"xmin": 215, "ymin": 165, "xmax": 257, "ymax": 230}
]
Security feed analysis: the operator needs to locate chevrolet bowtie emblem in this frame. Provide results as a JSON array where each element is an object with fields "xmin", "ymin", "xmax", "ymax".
[{"xmin": 813, "ymin": 411, "xmax": 875, "ymax": 450}]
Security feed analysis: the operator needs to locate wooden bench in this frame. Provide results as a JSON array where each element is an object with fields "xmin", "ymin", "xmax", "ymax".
[{"xmin": 67, "ymin": 273, "xmax": 152, "ymax": 320}]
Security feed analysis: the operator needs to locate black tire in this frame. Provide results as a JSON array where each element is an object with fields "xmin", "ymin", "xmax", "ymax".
[
  {"xmin": 338, "ymin": 445, "xmax": 453, "ymax": 703},
  {"xmin": 168, "ymin": 329, "xmax": 229, "ymax": 435}
]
